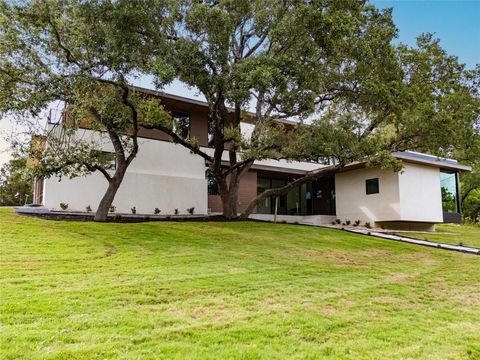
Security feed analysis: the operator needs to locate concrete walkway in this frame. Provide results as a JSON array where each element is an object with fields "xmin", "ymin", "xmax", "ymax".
[{"xmin": 333, "ymin": 226, "xmax": 479, "ymax": 255}]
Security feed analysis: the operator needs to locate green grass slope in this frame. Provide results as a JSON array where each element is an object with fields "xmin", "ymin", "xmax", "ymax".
[
  {"xmin": 1, "ymin": 208, "xmax": 479, "ymax": 359},
  {"xmin": 397, "ymin": 223, "xmax": 480, "ymax": 249}
]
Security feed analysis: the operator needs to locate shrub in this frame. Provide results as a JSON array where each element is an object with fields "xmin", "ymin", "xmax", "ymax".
[
  {"xmin": 154, "ymin": 208, "xmax": 161, "ymax": 215},
  {"xmin": 345, "ymin": 220, "xmax": 351, "ymax": 226},
  {"xmin": 85, "ymin": 205, "xmax": 92, "ymax": 212},
  {"xmin": 335, "ymin": 219, "xmax": 341, "ymax": 224},
  {"xmin": 114, "ymin": 213, "xmax": 122, "ymax": 221},
  {"xmin": 131, "ymin": 206, "xmax": 136, "ymax": 214},
  {"xmin": 174, "ymin": 209, "xmax": 179, "ymax": 215},
  {"xmin": 144, "ymin": 215, "xmax": 151, "ymax": 221},
  {"xmin": 109, "ymin": 205, "xmax": 116, "ymax": 213},
  {"xmin": 354, "ymin": 220, "xmax": 361, "ymax": 226},
  {"xmin": 165, "ymin": 214, "xmax": 171, "ymax": 220},
  {"xmin": 59, "ymin": 203, "xmax": 68, "ymax": 210},
  {"xmin": 187, "ymin": 207, "xmax": 195, "ymax": 215},
  {"xmin": 365, "ymin": 222, "xmax": 371, "ymax": 229},
  {"xmin": 331, "ymin": 221, "xmax": 336, "ymax": 225}
]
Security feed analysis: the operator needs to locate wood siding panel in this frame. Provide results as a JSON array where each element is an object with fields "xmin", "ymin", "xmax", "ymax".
[
  {"xmin": 190, "ymin": 112, "xmax": 209, "ymax": 147},
  {"xmin": 208, "ymin": 170, "xmax": 257, "ymax": 214},
  {"xmin": 238, "ymin": 170, "xmax": 257, "ymax": 213}
]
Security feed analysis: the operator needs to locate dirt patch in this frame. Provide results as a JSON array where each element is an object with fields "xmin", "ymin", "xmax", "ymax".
[
  {"xmin": 104, "ymin": 243, "xmax": 118, "ymax": 257},
  {"xmin": 319, "ymin": 305, "xmax": 338, "ymax": 315},
  {"xmin": 387, "ymin": 272, "xmax": 419, "ymax": 284}
]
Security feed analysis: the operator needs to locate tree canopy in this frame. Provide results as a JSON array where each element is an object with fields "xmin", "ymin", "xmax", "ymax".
[
  {"xmin": 0, "ymin": 0, "xmax": 172, "ymax": 220},
  {"xmin": 1, "ymin": 0, "xmax": 478, "ymax": 220}
]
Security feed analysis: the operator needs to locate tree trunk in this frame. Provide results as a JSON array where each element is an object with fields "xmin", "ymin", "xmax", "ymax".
[
  {"xmin": 94, "ymin": 164, "xmax": 127, "ymax": 222},
  {"xmin": 218, "ymin": 177, "xmax": 239, "ymax": 220}
]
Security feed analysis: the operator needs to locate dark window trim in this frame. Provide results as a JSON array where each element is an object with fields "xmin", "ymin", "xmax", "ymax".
[
  {"xmin": 365, "ymin": 178, "xmax": 379, "ymax": 195},
  {"xmin": 440, "ymin": 168, "xmax": 461, "ymax": 215}
]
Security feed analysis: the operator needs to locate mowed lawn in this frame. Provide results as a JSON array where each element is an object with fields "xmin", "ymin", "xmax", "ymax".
[
  {"xmin": 397, "ymin": 223, "xmax": 480, "ymax": 249},
  {"xmin": 1, "ymin": 209, "xmax": 479, "ymax": 360}
]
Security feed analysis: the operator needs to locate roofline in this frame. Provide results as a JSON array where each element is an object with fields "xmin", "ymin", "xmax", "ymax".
[
  {"xmin": 130, "ymin": 85, "xmax": 298, "ymax": 126},
  {"xmin": 392, "ymin": 152, "xmax": 472, "ymax": 172}
]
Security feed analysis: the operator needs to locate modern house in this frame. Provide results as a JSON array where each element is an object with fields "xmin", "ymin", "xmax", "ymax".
[{"xmin": 33, "ymin": 87, "xmax": 471, "ymax": 231}]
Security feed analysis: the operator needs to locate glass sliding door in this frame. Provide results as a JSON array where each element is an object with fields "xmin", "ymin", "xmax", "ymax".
[{"xmin": 257, "ymin": 177, "xmax": 271, "ymax": 214}]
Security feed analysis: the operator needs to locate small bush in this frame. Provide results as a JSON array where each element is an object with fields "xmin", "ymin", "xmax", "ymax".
[
  {"xmin": 114, "ymin": 213, "xmax": 122, "ymax": 221},
  {"xmin": 154, "ymin": 208, "xmax": 161, "ymax": 215},
  {"xmin": 331, "ymin": 221, "xmax": 336, "ymax": 225},
  {"xmin": 458, "ymin": 241, "xmax": 464, "ymax": 246},
  {"xmin": 345, "ymin": 220, "xmax": 351, "ymax": 226},
  {"xmin": 144, "ymin": 215, "xmax": 151, "ymax": 221},
  {"xmin": 174, "ymin": 209, "xmax": 179, "ymax": 215},
  {"xmin": 354, "ymin": 220, "xmax": 361, "ymax": 226},
  {"xmin": 335, "ymin": 219, "xmax": 341, "ymax": 224},
  {"xmin": 365, "ymin": 222, "xmax": 371, "ymax": 229},
  {"xmin": 165, "ymin": 214, "xmax": 171, "ymax": 220},
  {"xmin": 187, "ymin": 207, "xmax": 195, "ymax": 215},
  {"xmin": 131, "ymin": 206, "xmax": 136, "ymax": 214},
  {"xmin": 85, "ymin": 205, "xmax": 92, "ymax": 212},
  {"xmin": 280, "ymin": 220, "xmax": 287, "ymax": 224},
  {"xmin": 60, "ymin": 203, "xmax": 68, "ymax": 210},
  {"xmin": 109, "ymin": 205, "xmax": 116, "ymax": 213}
]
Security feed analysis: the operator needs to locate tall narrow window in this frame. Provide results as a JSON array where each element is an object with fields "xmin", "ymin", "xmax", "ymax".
[
  {"xmin": 172, "ymin": 113, "xmax": 190, "ymax": 140},
  {"xmin": 206, "ymin": 169, "xmax": 219, "ymax": 195},
  {"xmin": 365, "ymin": 178, "xmax": 379, "ymax": 195},
  {"xmin": 440, "ymin": 170, "xmax": 458, "ymax": 213}
]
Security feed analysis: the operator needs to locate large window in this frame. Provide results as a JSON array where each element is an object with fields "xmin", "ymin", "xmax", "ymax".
[
  {"xmin": 257, "ymin": 177, "xmax": 324, "ymax": 216},
  {"xmin": 440, "ymin": 170, "xmax": 458, "ymax": 213},
  {"xmin": 172, "ymin": 113, "xmax": 190, "ymax": 140}
]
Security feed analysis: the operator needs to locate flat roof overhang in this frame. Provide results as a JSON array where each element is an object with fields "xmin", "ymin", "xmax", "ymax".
[{"xmin": 391, "ymin": 151, "xmax": 472, "ymax": 172}]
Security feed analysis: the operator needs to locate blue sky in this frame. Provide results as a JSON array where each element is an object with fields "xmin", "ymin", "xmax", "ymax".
[
  {"xmin": 1, "ymin": 0, "xmax": 479, "ymax": 165},
  {"xmin": 373, "ymin": 0, "xmax": 479, "ymax": 69}
]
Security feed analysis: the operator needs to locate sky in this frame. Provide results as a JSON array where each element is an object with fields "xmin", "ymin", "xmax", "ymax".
[{"xmin": 1, "ymin": 0, "xmax": 479, "ymax": 166}]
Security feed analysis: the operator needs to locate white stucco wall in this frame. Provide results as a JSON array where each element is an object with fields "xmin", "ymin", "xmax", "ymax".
[
  {"xmin": 335, "ymin": 163, "xmax": 444, "ymax": 225},
  {"xmin": 398, "ymin": 163, "xmax": 443, "ymax": 222},
  {"xmin": 335, "ymin": 167, "xmax": 401, "ymax": 224},
  {"xmin": 43, "ymin": 129, "xmax": 208, "ymax": 214}
]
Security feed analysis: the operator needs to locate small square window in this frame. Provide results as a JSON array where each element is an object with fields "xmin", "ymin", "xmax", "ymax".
[{"xmin": 366, "ymin": 178, "xmax": 379, "ymax": 195}]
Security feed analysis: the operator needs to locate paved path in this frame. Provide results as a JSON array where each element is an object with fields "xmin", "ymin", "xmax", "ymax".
[{"xmin": 340, "ymin": 227, "xmax": 479, "ymax": 255}]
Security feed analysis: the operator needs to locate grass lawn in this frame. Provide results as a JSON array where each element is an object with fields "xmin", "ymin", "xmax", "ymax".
[
  {"xmin": 1, "ymin": 208, "xmax": 479, "ymax": 359},
  {"xmin": 397, "ymin": 223, "xmax": 480, "ymax": 249}
]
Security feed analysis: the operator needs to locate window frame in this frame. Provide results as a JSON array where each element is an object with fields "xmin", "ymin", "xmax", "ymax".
[{"xmin": 365, "ymin": 178, "xmax": 379, "ymax": 195}]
